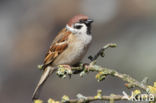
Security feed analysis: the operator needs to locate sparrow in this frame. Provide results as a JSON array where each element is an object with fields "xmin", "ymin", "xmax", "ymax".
[{"xmin": 32, "ymin": 14, "xmax": 93, "ymax": 100}]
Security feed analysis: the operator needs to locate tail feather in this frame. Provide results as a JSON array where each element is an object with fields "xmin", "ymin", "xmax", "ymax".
[{"xmin": 32, "ymin": 66, "xmax": 55, "ymax": 100}]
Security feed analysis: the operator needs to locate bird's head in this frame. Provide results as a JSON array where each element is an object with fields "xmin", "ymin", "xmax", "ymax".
[{"xmin": 66, "ymin": 14, "xmax": 93, "ymax": 35}]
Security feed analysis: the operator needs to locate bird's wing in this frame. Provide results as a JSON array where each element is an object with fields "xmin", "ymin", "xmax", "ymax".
[
  {"xmin": 32, "ymin": 28, "xmax": 72, "ymax": 100},
  {"xmin": 43, "ymin": 28, "xmax": 71, "ymax": 68}
]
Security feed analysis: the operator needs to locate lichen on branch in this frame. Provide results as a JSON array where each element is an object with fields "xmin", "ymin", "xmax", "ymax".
[{"xmin": 35, "ymin": 43, "xmax": 156, "ymax": 103}]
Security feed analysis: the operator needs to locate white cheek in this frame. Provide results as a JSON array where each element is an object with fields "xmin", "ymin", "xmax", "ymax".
[
  {"xmin": 66, "ymin": 25, "xmax": 77, "ymax": 34},
  {"xmin": 66, "ymin": 24, "xmax": 87, "ymax": 34},
  {"xmin": 78, "ymin": 26, "xmax": 87, "ymax": 34}
]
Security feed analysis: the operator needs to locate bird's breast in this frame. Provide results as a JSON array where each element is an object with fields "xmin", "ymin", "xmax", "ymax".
[{"xmin": 53, "ymin": 34, "xmax": 92, "ymax": 66}]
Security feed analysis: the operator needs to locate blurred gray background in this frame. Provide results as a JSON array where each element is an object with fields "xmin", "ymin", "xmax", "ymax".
[{"xmin": 0, "ymin": 0, "xmax": 156, "ymax": 103}]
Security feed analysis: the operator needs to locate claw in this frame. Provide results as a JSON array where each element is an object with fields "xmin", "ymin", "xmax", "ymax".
[
  {"xmin": 61, "ymin": 64, "xmax": 71, "ymax": 70},
  {"xmin": 57, "ymin": 64, "xmax": 72, "ymax": 78},
  {"xmin": 82, "ymin": 63, "xmax": 89, "ymax": 71}
]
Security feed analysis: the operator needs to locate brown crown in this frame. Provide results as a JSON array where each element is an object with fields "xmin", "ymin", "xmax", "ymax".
[{"xmin": 67, "ymin": 14, "xmax": 88, "ymax": 27}]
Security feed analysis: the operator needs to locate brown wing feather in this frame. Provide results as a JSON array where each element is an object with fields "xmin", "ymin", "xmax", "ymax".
[{"xmin": 43, "ymin": 28, "xmax": 71, "ymax": 68}]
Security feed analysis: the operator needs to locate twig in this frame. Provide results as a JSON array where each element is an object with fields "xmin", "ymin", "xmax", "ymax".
[{"xmin": 88, "ymin": 43, "xmax": 117, "ymax": 61}]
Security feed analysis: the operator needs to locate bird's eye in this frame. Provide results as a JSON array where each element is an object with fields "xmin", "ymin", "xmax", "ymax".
[{"xmin": 74, "ymin": 25, "xmax": 82, "ymax": 29}]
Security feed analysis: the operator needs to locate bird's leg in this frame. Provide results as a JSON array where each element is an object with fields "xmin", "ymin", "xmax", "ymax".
[
  {"xmin": 60, "ymin": 64, "xmax": 72, "ymax": 70},
  {"xmin": 84, "ymin": 63, "xmax": 89, "ymax": 69},
  {"xmin": 82, "ymin": 63, "xmax": 89, "ymax": 71},
  {"xmin": 57, "ymin": 64, "xmax": 72, "ymax": 78}
]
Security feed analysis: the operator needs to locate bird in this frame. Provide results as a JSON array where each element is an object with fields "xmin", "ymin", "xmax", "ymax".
[{"xmin": 32, "ymin": 14, "xmax": 94, "ymax": 100}]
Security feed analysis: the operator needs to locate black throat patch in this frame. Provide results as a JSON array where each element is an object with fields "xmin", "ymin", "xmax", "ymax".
[{"xmin": 86, "ymin": 23, "xmax": 92, "ymax": 35}]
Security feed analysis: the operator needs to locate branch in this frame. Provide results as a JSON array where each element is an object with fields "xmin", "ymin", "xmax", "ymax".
[
  {"xmin": 35, "ymin": 43, "xmax": 156, "ymax": 103},
  {"xmin": 67, "ymin": 95, "xmax": 124, "ymax": 103},
  {"xmin": 57, "ymin": 43, "xmax": 147, "ymax": 91},
  {"xmin": 60, "ymin": 91, "xmax": 126, "ymax": 103},
  {"xmin": 70, "ymin": 64, "xmax": 148, "ymax": 91},
  {"xmin": 35, "ymin": 90, "xmax": 127, "ymax": 103}
]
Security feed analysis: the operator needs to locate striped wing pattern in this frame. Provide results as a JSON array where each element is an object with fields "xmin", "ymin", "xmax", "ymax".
[{"xmin": 43, "ymin": 28, "xmax": 71, "ymax": 68}]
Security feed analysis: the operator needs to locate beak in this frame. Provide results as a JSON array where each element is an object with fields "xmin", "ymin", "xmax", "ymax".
[{"xmin": 85, "ymin": 19, "xmax": 93, "ymax": 24}]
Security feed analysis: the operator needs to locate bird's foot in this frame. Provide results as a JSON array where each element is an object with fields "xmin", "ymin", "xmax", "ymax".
[
  {"xmin": 60, "ymin": 64, "xmax": 71, "ymax": 70},
  {"xmin": 82, "ymin": 63, "xmax": 89, "ymax": 71},
  {"xmin": 57, "ymin": 64, "xmax": 72, "ymax": 78}
]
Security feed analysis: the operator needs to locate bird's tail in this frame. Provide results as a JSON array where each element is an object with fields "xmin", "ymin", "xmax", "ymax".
[{"xmin": 32, "ymin": 66, "xmax": 55, "ymax": 100}]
